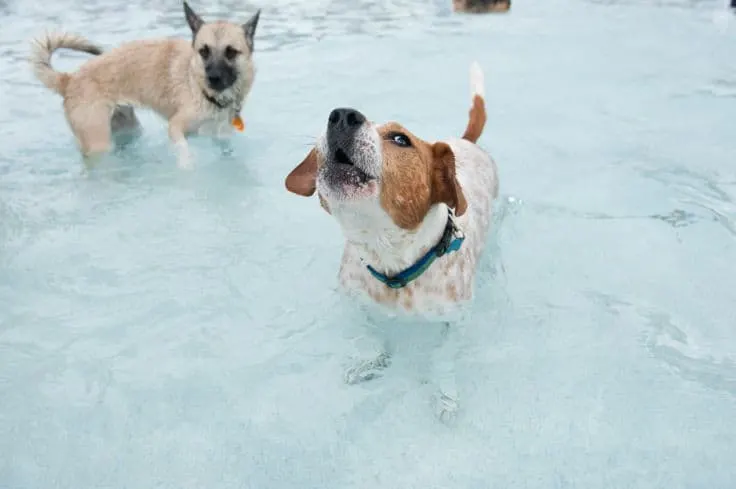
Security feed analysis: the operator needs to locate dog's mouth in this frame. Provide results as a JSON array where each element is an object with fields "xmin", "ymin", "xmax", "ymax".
[
  {"xmin": 319, "ymin": 146, "xmax": 377, "ymax": 196},
  {"xmin": 330, "ymin": 148, "xmax": 373, "ymax": 184},
  {"xmin": 334, "ymin": 148, "xmax": 350, "ymax": 165}
]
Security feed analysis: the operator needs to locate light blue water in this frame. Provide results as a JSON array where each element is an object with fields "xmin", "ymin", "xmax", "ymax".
[{"xmin": 1, "ymin": 0, "xmax": 736, "ymax": 487}]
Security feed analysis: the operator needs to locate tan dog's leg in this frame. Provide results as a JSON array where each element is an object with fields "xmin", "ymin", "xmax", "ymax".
[
  {"xmin": 215, "ymin": 139, "xmax": 235, "ymax": 157},
  {"xmin": 111, "ymin": 105, "xmax": 142, "ymax": 148},
  {"xmin": 168, "ymin": 111, "xmax": 195, "ymax": 169},
  {"xmin": 65, "ymin": 100, "xmax": 113, "ymax": 163}
]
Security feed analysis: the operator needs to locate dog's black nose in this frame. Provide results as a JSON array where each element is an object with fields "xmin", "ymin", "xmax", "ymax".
[{"xmin": 328, "ymin": 108, "xmax": 365, "ymax": 130}]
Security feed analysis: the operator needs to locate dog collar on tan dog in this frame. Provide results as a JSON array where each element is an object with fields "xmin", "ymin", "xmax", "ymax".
[
  {"xmin": 366, "ymin": 209, "xmax": 465, "ymax": 289},
  {"xmin": 202, "ymin": 91, "xmax": 230, "ymax": 110},
  {"xmin": 202, "ymin": 92, "xmax": 245, "ymax": 131}
]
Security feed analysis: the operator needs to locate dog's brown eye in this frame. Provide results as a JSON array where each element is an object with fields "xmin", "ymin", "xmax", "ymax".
[
  {"xmin": 224, "ymin": 46, "xmax": 239, "ymax": 60},
  {"xmin": 199, "ymin": 45, "xmax": 210, "ymax": 59},
  {"xmin": 388, "ymin": 132, "xmax": 411, "ymax": 148}
]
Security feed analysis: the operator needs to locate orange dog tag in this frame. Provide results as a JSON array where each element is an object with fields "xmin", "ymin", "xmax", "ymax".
[{"xmin": 232, "ymin": 115, "xmax": 245, "ymax": 132}]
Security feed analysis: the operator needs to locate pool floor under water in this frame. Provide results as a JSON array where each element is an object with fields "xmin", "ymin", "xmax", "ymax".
[{"xmin": 1, "ymin": 0, "xmax": 736, "ymax": 487}]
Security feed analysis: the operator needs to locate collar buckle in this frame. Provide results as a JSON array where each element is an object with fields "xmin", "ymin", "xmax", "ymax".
[{"xmin": 436, "ymin": 208, "xmax": 464, "ymax": 257}]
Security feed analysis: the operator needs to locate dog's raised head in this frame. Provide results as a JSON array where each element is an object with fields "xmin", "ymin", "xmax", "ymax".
[
  {"xmin": 286, "ymin": 112, "xmax": 467, "ymax": 235},
  {"xmin": 452, "ymin": 0, "xmax": 510, "ymax": 13},
  {"xmin": 183, "ymin": 1, "xmax": 260, "ymax": 95},
  {"xmin": 285, "ymin": 63, "xmax": 486, "ymax": 245}
]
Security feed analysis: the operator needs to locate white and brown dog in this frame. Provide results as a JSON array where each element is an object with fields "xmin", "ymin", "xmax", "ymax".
[{"xmin": 285, "ymin": 62, "xmax": 498, "ymax": 421}]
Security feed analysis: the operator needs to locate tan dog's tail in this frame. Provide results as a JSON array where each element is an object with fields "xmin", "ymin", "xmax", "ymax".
[
  {"xmin": 461, "ymin": 61, "xmax": 486, "ymax": 143},
  {"xmin": 29, "ymin": 32, "xmax": 102, "ymax": 96}
]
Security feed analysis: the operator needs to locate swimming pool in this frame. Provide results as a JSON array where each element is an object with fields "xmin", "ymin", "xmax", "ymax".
[{"xmin": 1, "ymin": 0, "xmax": 735, "ymax": 487}]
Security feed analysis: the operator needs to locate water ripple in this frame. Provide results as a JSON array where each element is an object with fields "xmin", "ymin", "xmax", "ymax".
[
  {"xmin": 640, "ymin": 166, "xmax": 736, "ymax": 237},
  {"xmin": 586, "ymin": 292, "xmax": 736, "ymax": 397}
]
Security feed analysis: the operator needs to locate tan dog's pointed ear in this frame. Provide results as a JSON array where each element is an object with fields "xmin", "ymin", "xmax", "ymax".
[
  {"xmin": 242, "ymin": 9, "xmax": 260, "ymax": 51},
  {"xmin": 285, "ymin": 148, "xmax": 318, "ymax": 197},
  {"xmin": 183, "ymin": 2, "xmax": 204, "ymax": 35},
  {"xmin": 431, "ymin": 142, "xmax": 468, "ymax": 216}
]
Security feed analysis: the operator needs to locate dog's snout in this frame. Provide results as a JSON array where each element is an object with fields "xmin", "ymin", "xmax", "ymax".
[
  {"xmin": 328, "ymin": 108, "xmax": 366, "ymax": 131},
  {"xmin": 204, "ymin": 62, "xmax": 235, "ymax": 92},
  {"xmin": 325, "ymin": 108, "xmax": 368, "ymax": 166},
  {"xmin": 205, "ymin": 64, "xmax": 221, "ymax": 80}
]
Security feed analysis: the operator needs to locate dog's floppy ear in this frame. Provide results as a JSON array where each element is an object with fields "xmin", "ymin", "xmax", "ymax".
[
  {"xmin": 242, "ymin": 10, "xmax": 261, "ymax": 51},
  {"xmin": 431, "ymin": 142, "xmax": 468, "ymax": 216},
  {"xmin": 285, "ymin": 148, "xmax": 318, "ymax": 197},
  {"xmin": 183, "ymin": 1, "xmax": 205, "ymax": 36}
]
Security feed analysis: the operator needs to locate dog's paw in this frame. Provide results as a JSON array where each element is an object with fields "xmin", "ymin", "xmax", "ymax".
[
  {"xmin": 215, "ymin": 139, "xmax": 235, "ymax": 157},
  {"xmin": 174, "ymin": 140, "xmax": 194, "ymax": 170},
  {"xmin": 176, "ymin": 150, "xmax": 194, "ymax": 170},
  {"xmin": 434, "ymin": 392, "xmax": 459, "ymax": 425},
  {"xmin": 177, "ymin": 158, "xmax": 193, "ymax": 170},
  {"xmin": 344, "ymin": 353, "xmax": 391, "ymax": 385}
]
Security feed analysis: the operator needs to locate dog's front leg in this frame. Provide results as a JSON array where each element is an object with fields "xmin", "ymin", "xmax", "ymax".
[
  {"xmin": 214, "ymin": 138, "xmax": 235, "ymax": 157},
  {"xmin": 343, "ymin": 317, "xmax": 392, "ymax": 385},
  {"xmin": 433, "ymin": 322, "xmax": 460, "ymax": 424},
  {"xmin": 168, "ymin": 112, "xmax": 196, "ymax": 169}
]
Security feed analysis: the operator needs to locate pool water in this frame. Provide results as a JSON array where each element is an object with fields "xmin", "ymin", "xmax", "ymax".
[{"xmin": 2, "ymin": 0, "xmax": 736, "ymax": 487}]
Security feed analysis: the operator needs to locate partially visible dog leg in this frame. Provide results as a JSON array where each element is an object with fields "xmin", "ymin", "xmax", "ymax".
[
  {"xmin": 168, "ymin": 111, "xmax": 195, "ymax": 169},
  {"xmin": 66, "ymin": 101, "xmax": 113, "ymax": 163},
  {"xmin": 433, "ymin": 322, "xmax": 460, "ymax": 424},
  {"xmin": 111, "ymin": 105, "xmax": 142, "ymax": 147},
  {"xmin": 343, "ymin": 321, "xmax": 392, "ymax": 385},
  {"xmin": 214, "ymin": 138, "xmax": 235, "ymax": 157},
  {"xmin": 344, "ymin": 351, "xmax": 392, "ymax": 385}
]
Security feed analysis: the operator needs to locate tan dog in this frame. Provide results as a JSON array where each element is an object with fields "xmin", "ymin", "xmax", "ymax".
[
  {"xmin": 285, "ymin": 62, "xmax": 498, "ymax": 421},
  {"xmin": 29, "ymin": 2, "xmax": 260, "ymax": 168},
  {"xmin": 453, "ymin": 0, "xmax": 511, "ymax": 13}
]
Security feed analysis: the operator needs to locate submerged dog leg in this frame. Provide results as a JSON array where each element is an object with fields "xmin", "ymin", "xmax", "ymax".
[
  {"xmin": 344, "ymin": 351, "xmax": 392, "ymax": 385},
  {"xmin": 111, "ymin": 105, "xmax": 143, "ymax": 148},
  {"xmin": 214, "ymin": 138, "xmax": 235, "ymax": 157},
  {"xmin": 343, "ymin": 319, "xmax": 392, "ymax": 385},
  {"xmin": 432, "ymin": 322, "xmax": 460, "ymax": 424}
]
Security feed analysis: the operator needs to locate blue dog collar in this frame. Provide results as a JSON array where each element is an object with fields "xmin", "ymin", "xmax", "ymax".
[{"xmin": 366, "ymin": 210, "xmax": 465, "ymax": 289}]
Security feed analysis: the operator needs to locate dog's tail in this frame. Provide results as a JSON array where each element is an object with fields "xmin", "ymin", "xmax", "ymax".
[
  {"xmin": 29, "ymin": 32, "xmax": 102, "ymax": 96},
  {"xmin": 461, "ymin": 61, "xmax": 486, "ymax": 144}
]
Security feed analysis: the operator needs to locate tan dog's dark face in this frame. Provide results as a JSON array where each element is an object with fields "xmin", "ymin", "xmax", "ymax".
[
  {"xmin": 453, "ymin": 0, "xmax": 510, "ymax": 13},
  {"xmin": 285, "ymin": 108, "xmax": 467, "ymax": 231},
  {"xmin": 184, "ymin": 2, "xmax": 260, "ymax": 94}
]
